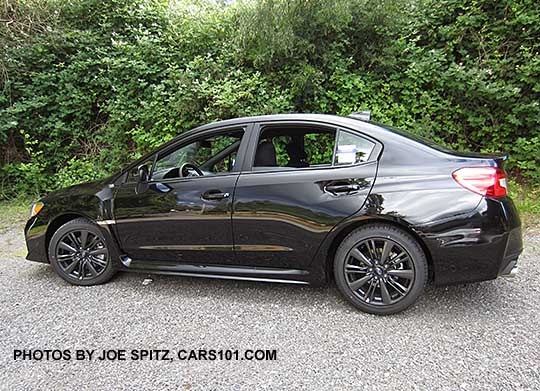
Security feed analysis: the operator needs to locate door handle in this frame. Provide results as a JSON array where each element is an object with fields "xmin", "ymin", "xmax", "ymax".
[
  {"xmin": 325, "ymin": 183, "xmax": 360, "ymax": 194},
  {"xmin": 202, "ymin": 190, "xmax": 230, "ymax": 200}
]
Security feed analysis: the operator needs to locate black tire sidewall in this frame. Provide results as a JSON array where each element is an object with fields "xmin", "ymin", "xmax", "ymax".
[
  {"xmin": 334, "ymin": 224, "xmax": 428, "ymax": 315},
  {"xmin": 48, "ymin": 218, "xmax": 115, "ymax": 286}
]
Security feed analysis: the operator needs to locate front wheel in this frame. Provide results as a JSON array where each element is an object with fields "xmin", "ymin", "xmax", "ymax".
[
  {"xmin": 334, "ymin": 224, "xmax": 428, "ymax": 315},
  {"xmin": 48, "ymin": 218, "xmax": 116, "ymax": 286}
]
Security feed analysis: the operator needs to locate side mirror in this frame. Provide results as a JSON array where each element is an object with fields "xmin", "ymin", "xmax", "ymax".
[
  {"xmin": 138, "ymin": 165, "xmax": 149, "ymax": 183},
  {"xmin": 136, "ymin": 165, "xmax": 150, "ymax": 194}
]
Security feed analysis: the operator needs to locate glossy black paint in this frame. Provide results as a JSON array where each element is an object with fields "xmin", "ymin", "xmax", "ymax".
[{"xmin": 24, "ymin": 114, "xmax": 523, "ymax": 287}]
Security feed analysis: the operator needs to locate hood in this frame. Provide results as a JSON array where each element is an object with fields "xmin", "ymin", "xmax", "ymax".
[{"xmin": 43, "ymin": 177, "xmax": 112, "ymax": 202}]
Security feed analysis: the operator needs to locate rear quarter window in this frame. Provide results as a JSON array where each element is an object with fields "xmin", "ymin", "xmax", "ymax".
[{"xmin": 335, "ymin": 131, "xmax": 375, "ymax": 165}]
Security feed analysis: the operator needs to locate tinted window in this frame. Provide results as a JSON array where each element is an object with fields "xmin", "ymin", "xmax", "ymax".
[
  {"xmin": 335, "ymin": 131, "xmax": 375, "ymax": 165},
  {"xmin": 152, "ymin": 129, "xmax": 244, "ymax": 180},
  {"xmin": 254, "ymin": 126, "xmax": 336, "ymax": 168},
  {"xmin": 253, "ymin": 125, "xmax": 376, "ymax": 170}
]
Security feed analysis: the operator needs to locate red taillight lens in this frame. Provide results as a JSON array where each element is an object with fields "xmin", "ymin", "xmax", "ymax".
[{"xmin": 452, "ymin": 167, "xmax": 507, "ymax": 198}]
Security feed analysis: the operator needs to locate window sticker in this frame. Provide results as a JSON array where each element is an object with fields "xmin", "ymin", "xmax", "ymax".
[{"xmin": 337, "ymin": 144, "xmax": 357, "ymax": 164}]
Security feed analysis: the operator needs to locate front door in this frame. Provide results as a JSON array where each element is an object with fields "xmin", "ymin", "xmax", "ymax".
[{"xmin": 113, "ymin": 126, "xmax": 249, "ymax": 264}]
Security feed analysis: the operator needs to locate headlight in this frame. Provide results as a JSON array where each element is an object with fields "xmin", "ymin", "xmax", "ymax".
[{"xmin": 30, "ymin": 202, "xmax": 44, "ymax": 218}]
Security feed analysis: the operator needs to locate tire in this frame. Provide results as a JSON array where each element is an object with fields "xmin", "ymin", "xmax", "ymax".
[
  {"xmin": 334, "ymin": 224, "xmax": 428, "ymax": 315},
  {"xmin": 48, "ymin": 218, "xmax": 116, "ymax": 286}
]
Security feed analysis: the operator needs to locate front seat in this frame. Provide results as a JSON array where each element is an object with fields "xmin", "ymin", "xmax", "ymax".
[
  {"xmin": 286, "ymin": 141, "xmax": 309, "ymax": 168},
  {"xmin": 254, "ymin": 140, "xmax": 277, "ymax": 167}
]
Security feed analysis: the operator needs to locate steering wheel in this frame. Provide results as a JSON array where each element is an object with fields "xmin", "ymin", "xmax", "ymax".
[{"xmin": 180, "ymin": 162, "xmax": 204, "ymax": 177}]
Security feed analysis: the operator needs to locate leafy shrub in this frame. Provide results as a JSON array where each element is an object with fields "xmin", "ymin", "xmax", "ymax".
[{"xmin": 0, "ymin": 0, "xmax": 539, "ymax": 199}]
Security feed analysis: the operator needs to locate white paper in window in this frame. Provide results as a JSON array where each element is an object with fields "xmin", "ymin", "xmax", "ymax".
[{"xmin": 337, "ymin": 144, "xmax": 357, "ymax": 164}]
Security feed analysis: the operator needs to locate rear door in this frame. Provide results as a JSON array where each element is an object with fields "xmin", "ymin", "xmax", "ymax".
[{"xmin": 232, "ymin": 121, "xmax": 381, "ymax": 269}]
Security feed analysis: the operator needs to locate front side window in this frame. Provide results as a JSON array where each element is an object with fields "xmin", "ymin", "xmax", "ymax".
[{"xmin": 152, "ymin": 129, "xmax": 244, "ymax": 180}]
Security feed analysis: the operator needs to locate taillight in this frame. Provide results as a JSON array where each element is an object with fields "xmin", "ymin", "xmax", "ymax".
[{"xmin": 452, "ymin": 167, "xmax": 507, "ymax": 198}]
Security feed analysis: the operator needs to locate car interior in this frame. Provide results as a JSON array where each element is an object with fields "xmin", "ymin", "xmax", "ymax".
[{"xmin": 253, "ymin": 126, "xmax": 336, "ymax": 170}]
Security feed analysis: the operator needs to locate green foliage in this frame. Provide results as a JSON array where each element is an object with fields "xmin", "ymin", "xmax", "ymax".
[
  {"xmin": 0, "ymin": 0, "xmax": 539, "ymax": 200},
  {"xmin": 508, "ymin": 179, "xmax": 540, "ymax": 227}
]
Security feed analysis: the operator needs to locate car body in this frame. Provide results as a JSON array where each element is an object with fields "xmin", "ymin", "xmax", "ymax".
[{"xmin": 24, "ymin": 114, "xmax": 523, "ymax": 314}]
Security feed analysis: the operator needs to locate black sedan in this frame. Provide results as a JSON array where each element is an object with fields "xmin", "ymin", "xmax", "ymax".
[{"xmin": 24, "ymin": 114, "xmax": 523, "ymax": 314}]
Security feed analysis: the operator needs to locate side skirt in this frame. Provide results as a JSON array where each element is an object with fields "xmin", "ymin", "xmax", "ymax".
[{"xmin": 118, "ymin": 258, "xmax": 311, "ymax": 285}]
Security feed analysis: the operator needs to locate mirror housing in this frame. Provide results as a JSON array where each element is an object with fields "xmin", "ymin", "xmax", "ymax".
[
  {"xmin": 136, "ymin": 164, "xmax": 150, "ymax": 194},
  {"xmin": 138, "ymin": 164, "xmax": 149, "ymax": 183}
]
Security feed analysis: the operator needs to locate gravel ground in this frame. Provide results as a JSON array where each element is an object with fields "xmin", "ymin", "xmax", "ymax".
[{"xmin": 1, "ymin": 222, "xmax": 539, "ymax": 391}]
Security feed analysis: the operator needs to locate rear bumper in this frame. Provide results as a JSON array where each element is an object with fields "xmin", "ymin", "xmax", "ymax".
[
  {"xmin": 418, "ymin": 196, "xmax": 523, "ymax": 286},
  {"xmin": 499, "ymin": 260, "xmax": 519, "ymax": 277}
]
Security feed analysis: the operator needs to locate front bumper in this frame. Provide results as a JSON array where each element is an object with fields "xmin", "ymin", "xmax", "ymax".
[{"xmin": 25, "ymin": 214, "xmax": 49, "ymax": 263}]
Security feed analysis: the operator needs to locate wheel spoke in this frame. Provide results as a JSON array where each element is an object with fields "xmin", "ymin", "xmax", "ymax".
[
  {"xmin": 57, "ymin": 253, "xmax": 75, "ymax": 260},
  {"xmin": 387, "ymin": 278, "xmax": 408, "ymax": 296},
  {"xmin": 349, "ymin": 275, "xmax": 372, "ymax": 291},
  {"xmin": 59, "ymin": 241, "xmax": 78, "ymax": 254},
  {"xmin": 380, "ymin": 241, "xmax": 392, "ymax": 265},
  {"xmin": 350, "ymin": 248, "xmax": 373, "ymax": 267},
  {"xmin": 64, "ymin": 259, "xmax": 80, "ymax": 274},
  {"xmin": 345, "ymin": 264, "xmax": 368, "ymax": 273},
  {"xmin": 68, "ymin": 233, "xmax": 81, "ymax": 249},
  {"xmin": 86, "ymin": 235, "xmax": 100, "ymax": 251},
  {"xmin": 86, "ymin": 261, "xmax": 98, "ymax": 277},
  {"xmin": 366, "ymin": 240, "xmax": 377, "ymax": 260},
  {"xmin": 364, "ymin": 280, "xmax": 377, "ymax": 302},
  {"xmin": 89, "ymin": 255, "xmax": 107, "ymax": 267},
  {"xmin": 387, "ymin": 269, "xmax": 414, "ymax": 280},
  {"xmin": 388, "ymin": 252, "xmax": 409, "ymax": 268},
  {"xmin": 79, "ymin": 230, "xmax": 89, "ymax": 248},
  {"xmin": 89, "ymin": 248, "xmax": 107, "ymax": 256},
  {"xmin": 77, "ymin": 259, "xmax": 84, "ymax": 279},
  {"xmin": 380, "ymin": 280, "xmax": 392, "ymax": 304}
]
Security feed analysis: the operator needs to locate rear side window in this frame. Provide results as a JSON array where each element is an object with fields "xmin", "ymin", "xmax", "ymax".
[
  {"xmin": 335, "ymin": 131, "xmax": 375, "ymax": 165},
  {"xmin": 254, "ymin": 126, "xmax": 336, "ymax": 169},
  {"xmin": 252, "ymin": 124, "xmax": 375, "ymax": 170}
]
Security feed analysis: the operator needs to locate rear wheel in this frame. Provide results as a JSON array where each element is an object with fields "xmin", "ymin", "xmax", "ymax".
[
  {"xmin": 334, "ymin": 224, "xmax": 428, "ymax": 315},
  {"xmin": 48, "ymin": 218, "xmax": 116, "ymax": 286}
]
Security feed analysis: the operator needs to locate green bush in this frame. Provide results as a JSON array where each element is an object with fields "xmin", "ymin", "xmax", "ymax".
[{"xmin": 0, "ymin": 0, "xmax": 539, "ymax": 200}]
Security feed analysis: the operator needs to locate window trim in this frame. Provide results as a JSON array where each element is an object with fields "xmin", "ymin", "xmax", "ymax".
[{"xmin": 241, "ymin": 120, "xmax": 381, "ymax": 174}]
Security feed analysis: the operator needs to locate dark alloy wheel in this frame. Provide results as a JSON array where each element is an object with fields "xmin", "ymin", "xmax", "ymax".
[
  {"xmin": 48, "ymin": 218, "xmax": 116, "ymax": 286},
  {"xmin": 334, "ymin": 224, "xmax": 428, "ymax": 315}
]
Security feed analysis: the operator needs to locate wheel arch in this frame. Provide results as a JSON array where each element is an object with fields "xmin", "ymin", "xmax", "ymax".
[{"xmin": 321, "ymin": 216, "xmax": 434, "ymax": 284}]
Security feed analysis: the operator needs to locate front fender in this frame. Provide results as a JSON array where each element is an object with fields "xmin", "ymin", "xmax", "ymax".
[{"xmin": 24, "ymin": 185, "xmax": 122, "ymax": 267}]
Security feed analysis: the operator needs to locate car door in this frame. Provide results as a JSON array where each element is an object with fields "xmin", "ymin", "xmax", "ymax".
[
  {"xmin": 232, "ymin": 121, "xmax": 381, "ymax": 269},
  {"xmin": 112, "ymin": 125, "xmax": 252, "ymax": 265}
]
